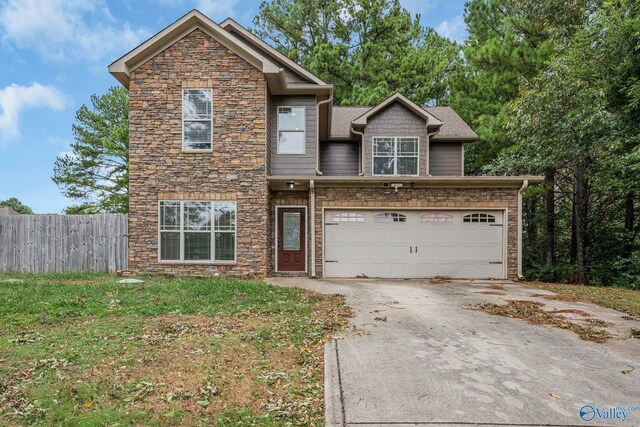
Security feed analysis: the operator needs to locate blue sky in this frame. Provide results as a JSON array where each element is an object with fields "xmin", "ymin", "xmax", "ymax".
[{"xmin": 0, "ymin": 0, "xmax": 468, "ymax": 214}]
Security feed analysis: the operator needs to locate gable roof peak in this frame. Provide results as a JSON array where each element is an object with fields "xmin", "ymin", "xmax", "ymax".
[
  {"xmin": 108, "ymin": 9, "xmax": 281, "ymax": 88},
  {"xmin": 352, "ymin": 93, "xmax": 443, "ymax": 127}
]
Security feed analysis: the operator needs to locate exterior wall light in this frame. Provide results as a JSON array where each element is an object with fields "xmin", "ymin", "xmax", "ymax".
[{"xmin": 287, "ymin": 181, "xmax": 295, "ymax": 190}]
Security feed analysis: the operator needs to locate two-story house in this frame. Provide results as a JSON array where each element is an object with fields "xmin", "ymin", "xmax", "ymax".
[{"xmin": 108, "ymin": 10, "xmax": 543, "ymax": 280}]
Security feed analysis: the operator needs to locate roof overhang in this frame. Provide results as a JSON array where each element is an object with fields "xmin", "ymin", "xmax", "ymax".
[
  {"xmin": 352, "ymin": 93, "xmax": 443, "ymax": 127},
  {"xmin": 108, "ymin": 10, "xmax": 282, "ymax": 88},
  {"xmin": 219, "ymin": 18, "xmax": 327, "ymax": 86},
  {"xmin": 267, "ymin": 175, "xmax": 545, "ymax": 191}
]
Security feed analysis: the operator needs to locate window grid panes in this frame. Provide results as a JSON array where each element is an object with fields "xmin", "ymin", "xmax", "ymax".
[
  {"xmin": 463, "ymin": 213, "xmax": 496, "ymax": 223},
  {"xmin": 183, "ymin": 89, "xmax": 212, "ymax": 150},
  {"xmin": 373, "ymin": 137, "xmax": 418, "ymax": 175},
  {"xmin": 421, "ymin": 213, "xmax": 454, "ymax": 223},
  {"xmin": 278, "ymin": 107, "xmax": 305, "ymax": 154},
  {"xmin": 374, "ymin": 213, "xmax": 407, "ymax": 223},
  {"xmin": 159, "ymin": 200, "xmax": 236, "ymax": 262},
  {"xmin": 332, "ymin": 212, "xmax": 365, "ymax": 223}
]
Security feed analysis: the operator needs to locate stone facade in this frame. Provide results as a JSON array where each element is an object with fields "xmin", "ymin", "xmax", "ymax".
[
  {"xmin": 312, "ymin": 186, "xmax": 520, "ymax": 279},
  {"xmin": 128, "ymin": 29, "xmax": 268, "ymax": 276}
]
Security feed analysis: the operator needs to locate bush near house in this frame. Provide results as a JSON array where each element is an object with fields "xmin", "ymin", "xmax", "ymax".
[{"xmin": 0, "ymin": 274, "xmax": 350, "ymax": 426}]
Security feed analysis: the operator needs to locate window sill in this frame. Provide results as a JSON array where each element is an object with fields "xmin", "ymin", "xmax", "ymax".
[
  {"xmin": 158, "ymin": 260, "xmax": 237, "ymax": 265},
  {"xmin": 181, "ymin": 149, "xmax": 213, "ymax": 153}
]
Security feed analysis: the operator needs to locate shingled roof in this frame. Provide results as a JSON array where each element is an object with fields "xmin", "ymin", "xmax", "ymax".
[{"xmin": 330, "ymin": 104, "xmax": 478, "ymax": 141}]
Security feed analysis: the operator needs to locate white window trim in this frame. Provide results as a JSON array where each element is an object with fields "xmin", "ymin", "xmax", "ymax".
[
  {"xmin": 274, "ymin": 205, "xmax": 308, "ymax": 273},
  {"xmin": 158, "ymin": 200, "xmax": 237, "ymax": 264},
  {"xmin": 372, "ymin": 136, "xmax": 420, "ymax": 176},
  {"xmin": 182, "ymin": 89, "xmax": 213, "ymax": 152},
  {"xmin": 277, "ymin": 106, "xmax": 306, "ymax": 155}
]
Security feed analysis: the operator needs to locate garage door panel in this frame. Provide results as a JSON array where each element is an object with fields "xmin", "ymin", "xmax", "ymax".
[{"xmin": 324, "ymin": 210, "xmax": 504, "ymax": 279}]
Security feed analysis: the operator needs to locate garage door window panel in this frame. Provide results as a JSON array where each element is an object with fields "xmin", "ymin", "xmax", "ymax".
[
  {"xmin": 463, "ymin": 213, "xmax": 496, "ymax": 223},
  {"xmin": 375, "ymin": 213, "xmax": 407, "ymax": 223},
  {"xmin": 332, "ymin": 212, "xmax": 365, "ymax": 223},
  {"xmin": 421, "ymin": 213, "xmax": 454, "ymax": 223}
]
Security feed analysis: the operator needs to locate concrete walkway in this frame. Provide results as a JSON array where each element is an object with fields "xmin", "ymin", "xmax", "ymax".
[{"xmin": 267, "ymin": 278, "xmax": 640, "ymax": 427}]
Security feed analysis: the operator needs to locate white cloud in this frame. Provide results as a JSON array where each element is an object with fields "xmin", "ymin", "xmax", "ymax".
[
  {"xmin": 436, "ymin": 14, "xmax": 467, "ymax": 43},
  {"xmin": 194, "ymin": 0, "xmax": 240, "ymax": 20},
  {"xmin": 0, "ymin": 83, "xmax": 67, "ymax": 137},
  {"xmin": 0, "ymin": 0, "xmax": 149, "ymax": 62}
]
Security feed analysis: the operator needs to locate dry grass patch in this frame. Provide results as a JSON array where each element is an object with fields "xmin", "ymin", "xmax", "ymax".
[
  {"xmin": 476, "ymin": 291, "xmax": 507, "ymax": 296},
  {"xmin": 486, "ymin": 284, "xmax": 507, "ymax": 290},
  {"xmin": 472, "ymin": 300, "xmax": 609, "ymax": 343}
]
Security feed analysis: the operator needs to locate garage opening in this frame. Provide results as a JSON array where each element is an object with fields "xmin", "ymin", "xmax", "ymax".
[{"xmin": 324, "ymin": 210, "xmax": 505, "ymax": 279}]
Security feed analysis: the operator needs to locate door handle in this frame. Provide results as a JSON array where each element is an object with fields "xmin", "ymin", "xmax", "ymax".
[
  {"xmin": 410, "ymin": 246, "xmax": 412, "ymax": 253},
  {"xmin": 415, "ymin": 246, "xmax": 418, "ymax": 253}
]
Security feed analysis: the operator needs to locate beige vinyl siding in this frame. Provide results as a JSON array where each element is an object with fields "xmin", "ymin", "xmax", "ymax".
[
  {"xmin": 270, "ymin": 95, "xmax": 317, "ymax": 175},
  {"xmin": 429, "ymin": 141, "xmax": 463, "ymax": 176}
]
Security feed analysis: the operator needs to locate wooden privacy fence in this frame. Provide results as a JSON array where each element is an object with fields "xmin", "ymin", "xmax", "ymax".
[{"xmin": 0, "ymin": 214, "xmax": 128, "ymax": 273}]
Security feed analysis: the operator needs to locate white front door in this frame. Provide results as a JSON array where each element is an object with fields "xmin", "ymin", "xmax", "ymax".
[{"xmin": 324, "ymin": 210, "xmax": 505, "ymax": 279}]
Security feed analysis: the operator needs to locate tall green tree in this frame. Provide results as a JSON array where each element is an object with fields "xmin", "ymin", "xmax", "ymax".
[
  {"xmin": 447, "ymin": 0, "xmax": 587, "ymax": 173},
  {"xmin": 0, "ymin": 197, "xmax": 33, "ymax": 214},
  {"xmin": 53, "ymin": 87, "xmax": 129, "ymax": 213},
  {"xmin": 253, "ymin": 0, "xmax": 460, "ymax": 105}
]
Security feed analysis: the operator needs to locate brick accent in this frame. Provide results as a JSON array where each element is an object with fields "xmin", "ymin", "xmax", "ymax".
[
  {"xmin": 128, "ymin": 29, "xmax": 268, "ymax": 276},
  {"xmin": 313, "ymin": 187, "xmax": 520, "ymax": 279}
]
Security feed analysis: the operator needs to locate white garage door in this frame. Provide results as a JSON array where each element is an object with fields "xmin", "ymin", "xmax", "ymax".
[{"xmin": 324, "ymin": 210, "xmax": 505, "ymax": 279}]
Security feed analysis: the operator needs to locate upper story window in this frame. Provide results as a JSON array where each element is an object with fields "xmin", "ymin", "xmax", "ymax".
[
  {"xmin": 373, "ymin": 137, "xmax": 418, "ymax": 176},
  {"xmin": 183, "ymin": 89, "xmax": 212, "ymax": 151},
  {"xmin": 278, "ymin": 107, "xmax": 305, "ymax": 154}
]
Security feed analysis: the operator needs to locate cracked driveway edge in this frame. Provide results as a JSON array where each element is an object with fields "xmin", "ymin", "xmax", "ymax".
[{"xmin": 267, "ymin": 278, "xmax": 640, "ymax": 427}]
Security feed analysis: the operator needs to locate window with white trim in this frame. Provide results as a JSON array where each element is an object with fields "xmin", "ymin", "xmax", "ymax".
[
  {"xmin": 421, "ymin": 213, "xmax": 453, "ymax": 223},
  {"xmin": 278, "ymin": 106, "xmax": 305, "ymax": 154},
  {"xmin": 463, "ymin": 213, "xmax": 496, "ymax": 223},
  {"xmin": 159, "ymin": 201, "xmax": 236, "ymax": 262},
  {"xmin": 373, "ymin": 137, "xmax": 418, "ymax": 175},
  {"xmin": 375, "ymin": 213, "xmax": 407, "ymax": 223},
  {"xmin": 332, "ymin": 212, "xmax": 365, "ymax": 223},
  {"xmin": 183, "ymin": 89, "xmax": 212, "ymax": 150}
]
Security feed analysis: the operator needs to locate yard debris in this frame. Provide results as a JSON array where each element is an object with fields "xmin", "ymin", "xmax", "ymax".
[
  {"xmin": 631, "ymin": 329, "xmax": 640, "ymax": 339},
  {"xmin": 107, "ymin": 299, "xmax": 121, "ymax": 310},
  {"xmin": 477, "ymin": 291, "xmax": 506, "ymax": 296},
  {"xmin": 622, "ymin": 367, "xmax": 634, "ymax": 375},
  {"xmin": 549, "ymin": 393, "xmax": 561, "ymax": 399},
  {"xmin": 430, "ymin": 276, "xmax": 451, "ymax": 284},
  {"xmin": 471, "ymin": 300, "xmax": 609, "ymax": 343},
  {"xmin": 530, "ymin": 292, "xmax": 579, "ymax": 302},
  {"xmin": 0, "ymin": 279, "xmax": 24, "ymax": 283},
  {"xmin": 356, "ymin": 273, "xmax": 369, "ymax": 279},
  {"xmin": 9, "ymin": 332, "xmax": 44, "ymax": 344},
  {"xmin": 487, "ymin": 284, "xmax": 507, "ymax": 290},
  {"xmin": 374, "ymin": 316, "xmax": 387, "ymax": 322},
  {"xmin": 117, "ymin": 278, "xmax": 145, "ymax": 284}
]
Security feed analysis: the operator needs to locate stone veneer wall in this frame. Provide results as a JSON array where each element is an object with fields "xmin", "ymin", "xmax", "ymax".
[
  {"xmin": 313, "ymin": 187, "xmax": 520, "ymax": 279},
  {"xmin": 128, "ymin": 29, "xmax": 268, "ymax": 276},
  {"xmin": 269, "ymin": 190, "xmax": 310, "ymax": 274}
]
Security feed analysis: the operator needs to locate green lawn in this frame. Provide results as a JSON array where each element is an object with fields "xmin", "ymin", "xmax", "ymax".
[
  {"xmin": 527, "ymin": 281, "xmax": 640, "ymax": 319},
  {"xmin": 0, "ymin": 273, "xmax": 350, "ymax": 426}
]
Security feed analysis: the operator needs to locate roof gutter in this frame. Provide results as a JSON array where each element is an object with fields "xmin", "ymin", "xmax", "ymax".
[
  {"xmin": 315, "ymin": 94, "xmax": 333, "ymax": 175},
  {"xmin": 517, "ymin": 179, "xmax": 529, "ymax": 280}
]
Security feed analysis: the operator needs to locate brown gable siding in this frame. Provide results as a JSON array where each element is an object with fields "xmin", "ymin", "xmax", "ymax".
[
  {"xmin": 128, "ymin": 29, "xmax": 268, "ymax": 276},
  {"xmin": 363, "ymin": 103, "xmax": 428, "ymax": 176}
]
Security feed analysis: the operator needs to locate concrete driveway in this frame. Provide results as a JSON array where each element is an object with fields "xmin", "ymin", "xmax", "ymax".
[{"xmin": 268, "ymin": 278, "xmax": 640, "ymax": 426}]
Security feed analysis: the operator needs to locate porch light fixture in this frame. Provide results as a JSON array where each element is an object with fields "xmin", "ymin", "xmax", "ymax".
[{"xmin": 287, "ymin": 181, "xmax": 295, "ymax": 190}]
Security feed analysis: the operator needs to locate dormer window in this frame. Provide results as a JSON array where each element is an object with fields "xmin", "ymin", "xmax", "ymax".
[
  {"xmin": 278, "ymin": 107, "xmax": 305, "ymax": 154},
  {"xmin": 182, "ymin": 89, "xmax": 212, "ymax": 151},
  {"xmin": 373, "ymin": 137, "xmax": 418, "ymax": 176}
]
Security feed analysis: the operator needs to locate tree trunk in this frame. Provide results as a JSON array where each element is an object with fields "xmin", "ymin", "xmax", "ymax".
[
  {"xmin": 545, "ymin": 168, "xmax": 556, "ymax": 273},
  {"xmin": 625, "ymin": 192, "xmax": 635, "ymax": 257},
  {"xmin": 573, "ymin": 156, "xmax": 589, "ymax": 284}
]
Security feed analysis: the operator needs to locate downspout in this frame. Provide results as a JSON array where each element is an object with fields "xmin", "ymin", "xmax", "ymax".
[
  {"xmin": 310, "ymin": 179, "xmax": 316, "ymax": 277},
  {"xmin": 425, "ymin": 128, "xmax": 440, "ymax": 176},
  {"xmin": 351, "ymin": 126, "xmax": 365, "ymax": 175},
  {"xmin": 315, "ymin": 94, "xmax": 333, "ymax": 175},
  {"xmin": 517, "ymin": 179, "xmax": 529, "ymax": 280}
]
